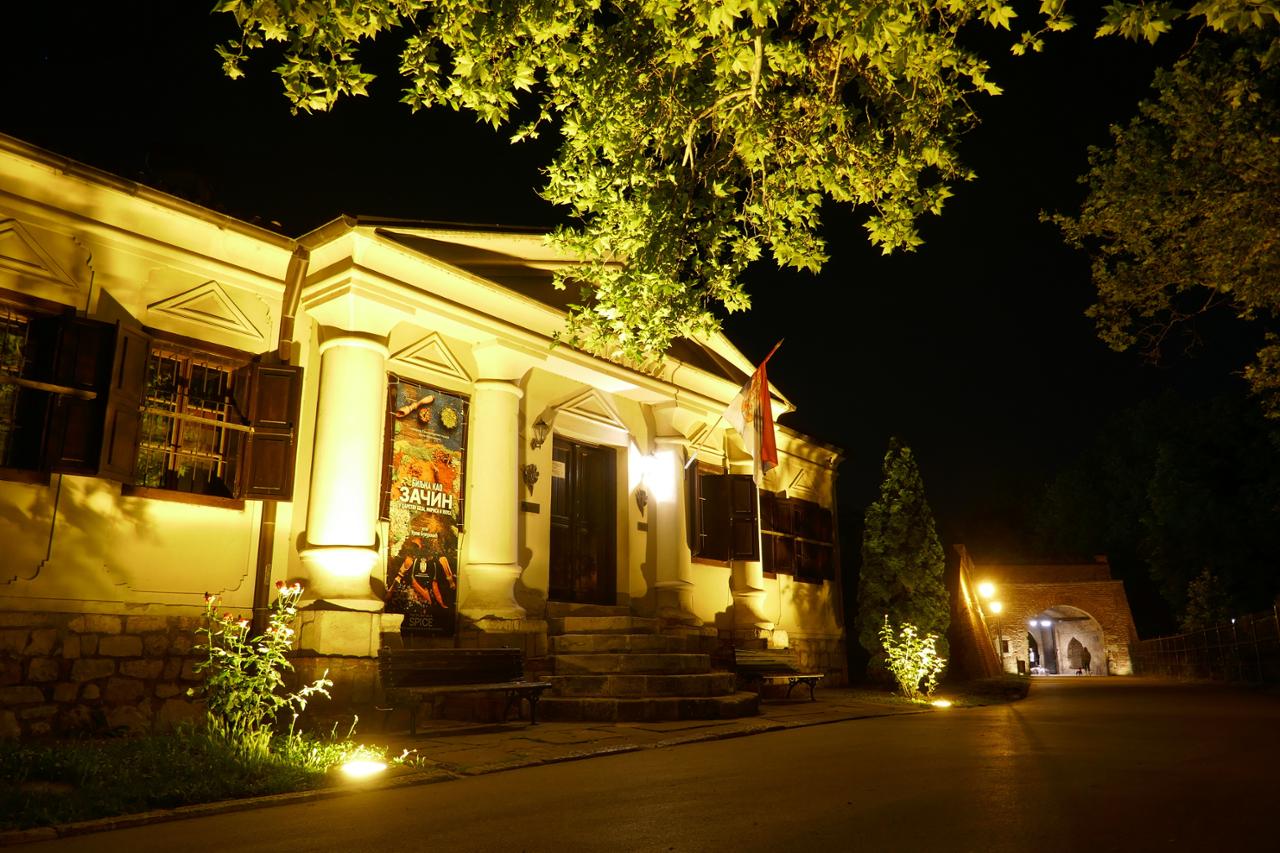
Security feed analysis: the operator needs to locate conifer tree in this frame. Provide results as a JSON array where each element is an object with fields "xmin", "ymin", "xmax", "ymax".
[{"xmin": 858, "ymin": 438, "xmax": 949, "ymax": 677}]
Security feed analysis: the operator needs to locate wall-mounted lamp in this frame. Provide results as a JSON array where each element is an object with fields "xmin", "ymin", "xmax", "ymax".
[
  {"xmin": 521, "ymin": 463, "xmax": 540, "ymax": 495},
  {"xmin": 635, "ymin": 487, "xmax": 648, "ymax": 516},
  {"xmin": 977, "ymin": 581, "xmax": 996, "ymax": 600},
  {"xmin": 530, "ymin": 418, "xmax": 550, "ymax": 450}
]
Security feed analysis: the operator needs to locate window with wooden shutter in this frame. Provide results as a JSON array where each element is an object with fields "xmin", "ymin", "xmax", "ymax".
[
  {"xmin": 761, "ymin": 493, "xmax": 834, "ymax": 583},
  {"xmin": 687, "ymin": 465, "xmax": 759, "ymax": 562},
  {"xmin": 0, "ymin": 299, "xmax": 59, "ymax": 479}
]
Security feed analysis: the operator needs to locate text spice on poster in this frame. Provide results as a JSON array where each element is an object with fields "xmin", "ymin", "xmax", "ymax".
[{"xmin": 384, "ymin": 380, "xmax": 468, "ymax": 635}]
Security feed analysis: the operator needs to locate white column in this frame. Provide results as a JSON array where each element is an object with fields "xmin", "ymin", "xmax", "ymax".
[
  {"xmin": 730, "ymin": 459, "xmax": 773, "ymax": 635},
  {"xmin": 652, "ymin": 436, "xmax": 698, "ymax": 623},
  {"xmin": 458, "ymin": 378, "xmax": 526, "ymax": 620},
  {"xmin": 299, "ymin": 332, "xmax": 387, "ymax": 611}
]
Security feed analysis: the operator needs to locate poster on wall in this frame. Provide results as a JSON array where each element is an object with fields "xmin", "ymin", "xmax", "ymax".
[{"xmin": 384, "ymin": 379, "xmax": 468, "ymax": 635}]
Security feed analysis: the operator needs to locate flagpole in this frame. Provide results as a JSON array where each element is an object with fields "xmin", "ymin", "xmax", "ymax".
[{"xmin": 681, "ymin": 340, "xmax": 784, "ymax": 470}]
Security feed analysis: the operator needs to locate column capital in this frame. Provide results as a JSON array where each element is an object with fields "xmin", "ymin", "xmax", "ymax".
[
  {"xmin": 318, "ymin": 328, "xmax": 390, "ymax": 357},
  {"xmin": 473, "ymin": 378, "xmax": 524, "ymax": 399},
  {"xmin": 472, "ymin": 338, "xmax": 544, "ymax": 382}
]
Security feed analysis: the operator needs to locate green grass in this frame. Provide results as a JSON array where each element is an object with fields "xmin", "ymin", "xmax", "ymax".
[{"xmin": 0, "ymin": 727, "xmax": 392, "ymax": 832}]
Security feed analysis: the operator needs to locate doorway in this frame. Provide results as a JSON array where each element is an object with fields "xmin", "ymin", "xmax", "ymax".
[{"xmin": 549, "ymin": 437, "xmax": 617, "ymax": 605}]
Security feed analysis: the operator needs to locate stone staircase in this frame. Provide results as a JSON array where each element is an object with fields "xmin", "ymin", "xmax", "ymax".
[{"xmin": 537, "ymin": 604, "xmax": 759, "ymax": 722}]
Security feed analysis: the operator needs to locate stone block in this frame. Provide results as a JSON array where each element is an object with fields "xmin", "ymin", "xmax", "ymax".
[
  {"xmin": 0, "ymin": 710, "xmax": 18, "ymax": 738},
  {"xmin": 156, "ymin": 698, "xmax": 201, "ymax": 730},
  {"xmin": 180, "ymin": 659, "xmax": 201, "ymax": 681},
  {"xmin": 53, "ymin": 682, "xmax": 78, "ymax": 703},
  {"xmin": 104, "ymin": 677, "xmax": 146, "ymax": 705},
  {"xmin": 71, "ymin": 659, "xmax": 115, "ymax": 682},
  {"xmin": 80, "ymin": 635, "xmax": 98, "ymax": 655},
  {"xmin": 155, "ymin": 682, "xmax": 184, "ymax": 699},
  {"xmin": 81, "ymin": 684, "xmax": 100, "ymax": 700},
  {"xmin": 296, "ymin": 610, "xmax": 379, "ymax": 657},
  {"xmin": 24, "ymin": 629, "xmax": 59, "ymax": 657},
  {"xmin": 104, "ymin": 703, "xmax": 150, "ymax": 734},
  {"xmin": 27, "ymin": 658, "xmax": 60, "ymax": 683},
  {"xmin": 19, "ymin": 704, "xmax": 58, "ymax": 720},
  {"xmin": 0, "ymin": 613, "xmax": 42, "ymax": 628},
  {"xmin": 69, "ymin": 614, "xmax": 122, "ymax": 635},
  {"xmin": 162, "ymin": 658, "xmax": 182, "ymax": 680},
  {"xmin": 99, "ymin": 636, "xmax": 143, "ymax": 657},
  {"xmin": 0, "ymin": 686, "xmax": 45, "ymax": 705},
  {"xmin": 61, "ymin": 635, "xmax": 80, "ymax": 659},
  {"xmin": 28, "ymin": 719, "xmax": 52, "ymax": 736},
  {"xmin": 170, "ymin": 634, "xmax": 194, "ymax": 655},
  {"xmin": 143, "ymin": 634, "xmax": 169, "ymax": 657},
  {"xmin": 0, "ymin": 629, "xmax": 29, "ymax": 654},
  {"xmin": 126, "ymin": 616, "xmax": 170, "ymax": 633},
  {"xmin": 0, "ymin": 661, "xmax": 20, "ymax": 686},
  {"xmin": 121, "ymin": 659, "xmax": 164, "ymax": 680}
]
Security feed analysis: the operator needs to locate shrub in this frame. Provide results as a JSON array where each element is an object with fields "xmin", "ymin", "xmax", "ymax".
[
  {"xmin": 190, "ymin": 582, "xmax": 332, "ymax": 759},
  {"xmin": 879, "ymin": 617, "xmax": 947, "ymax": 700}
]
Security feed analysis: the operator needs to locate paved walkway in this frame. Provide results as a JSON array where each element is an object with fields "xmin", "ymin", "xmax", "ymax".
[
  {"xmin": 365, "ymin": 689, "xmax": 923, "ymax": 778},
  {"xmin": 1, "ymin": 690, "xmax": 925, "ymax": 846}
]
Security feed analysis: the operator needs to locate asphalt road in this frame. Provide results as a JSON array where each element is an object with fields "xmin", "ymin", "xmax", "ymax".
[{"xmin": 13, "ymin": 678, "xmax": 1280, "ymax": 852}]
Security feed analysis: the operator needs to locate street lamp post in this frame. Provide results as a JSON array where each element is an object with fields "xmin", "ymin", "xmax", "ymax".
[{"xmin": 988, "ymin": 600, "xmax": 1005, "ymax": 670}]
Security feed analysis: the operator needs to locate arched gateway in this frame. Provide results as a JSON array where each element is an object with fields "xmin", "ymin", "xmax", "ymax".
[{"xmin": 954, "ymin": 548, "xmax": 1140, "ymax": 676}]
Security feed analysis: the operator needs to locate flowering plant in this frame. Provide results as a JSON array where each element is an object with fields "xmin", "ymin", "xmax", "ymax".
[
  {"xmin": 879, "ymin": 617, "xmax": 947, "ymax": 700},
  {"xmin": 190, "ymin": 582, "xmax": 332, "ymax": 758}
]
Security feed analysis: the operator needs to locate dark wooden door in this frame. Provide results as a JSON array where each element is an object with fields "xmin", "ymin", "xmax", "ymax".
[{"xmin": 550, "ymin": 437, "xmax": 616, "ymax": 604}]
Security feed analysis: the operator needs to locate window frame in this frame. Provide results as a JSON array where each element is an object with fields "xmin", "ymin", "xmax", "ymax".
[
  {"xmin": 123, "ymin": 334, "xmax": 252, "ymax": 507},
  {"xmin": 761, "ymin": 492, "xmax": 835, "ymax": 584}
]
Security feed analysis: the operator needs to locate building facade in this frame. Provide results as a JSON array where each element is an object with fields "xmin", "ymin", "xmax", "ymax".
[{"xmin": 0, "ymin": 135, "xmax": 846, "ymax": 736}]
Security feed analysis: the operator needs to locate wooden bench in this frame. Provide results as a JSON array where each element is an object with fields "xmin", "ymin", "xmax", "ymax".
[
  {"xmin": 734, "ymin": 648, "xmax": 824, "ymax": 701},
  {"xmin": 378, "ymin": 648, "xmax": 550, "ymax": 734}
]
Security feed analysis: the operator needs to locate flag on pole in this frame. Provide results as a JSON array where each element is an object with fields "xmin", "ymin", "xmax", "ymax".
[{"xmin": 723, "ymin": 340, "xmax": 782, "ymax": 486}]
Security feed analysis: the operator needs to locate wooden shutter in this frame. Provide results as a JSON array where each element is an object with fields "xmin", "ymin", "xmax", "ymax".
[
  {"xmin": 239, "ymin": 361, "xmax": 302, "ymax": 500},
  {"xmin": 727, "ymin": 474, "xmax": 760, "ymax": 561},
  {"xmin": 97, "ymin": 325, "xmax": 149, "ymax": 481},
  {"xmin": 45, "ymin": 318, "xmax": 116, "ymax": 475}
]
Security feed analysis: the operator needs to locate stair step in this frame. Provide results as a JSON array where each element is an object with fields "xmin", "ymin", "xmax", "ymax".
[
  {"xmin": 545, "ymin": 602, "xmax": 631, "ymax": 619},
  {"xmin": 552, "ymin": 653, "xmax": 710, "ymax": 675},
  {"xmin": 546, "ymin": 672, "xmax": 737, "ymax": 698},
  {"xmin": 538, "ymin": 692, "xmax": 760, "ymax": 722},
  {"xmin": 551, "ymin": 634, "xmax": 685, "ymax": 654},
  {"xmin": 549, "ymin": 616, "xmax": 660, "ymax": 636}
]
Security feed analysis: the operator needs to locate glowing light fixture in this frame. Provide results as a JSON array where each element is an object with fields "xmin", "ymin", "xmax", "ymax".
[
  {"xmin": 931, "ymin": 699, "xmax": 953, "ymax": 708},
  {"xmin": 341, "ymin": 759, "xmax": 387, "ymax": 780},
  {"xmin": 987, "ymin": 600, "xmax": 1004, "ymax": 615},
  {"xmin": 530, "ymin": 418, "xmax": 551, "ymax": 449},
  {"xmin": 977, "ymin": 581, "xmax": 996, "ymax": 599}
]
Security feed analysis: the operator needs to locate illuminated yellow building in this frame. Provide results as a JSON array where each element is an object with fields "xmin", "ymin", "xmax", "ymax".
[{"xmin": 0, "ymin": 134, "xmax": 845, "ymax": 735}]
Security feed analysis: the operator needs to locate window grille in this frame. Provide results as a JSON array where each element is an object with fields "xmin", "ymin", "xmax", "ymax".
[{"xmin": 135, "ymin": 345, "xmax": 244, "ymax": 496}]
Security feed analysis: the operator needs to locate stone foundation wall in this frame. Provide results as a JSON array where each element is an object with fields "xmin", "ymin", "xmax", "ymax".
[
  {"xmin": 0, "ymin": 611, "xmax": 204, "ymax": 738},
  {"xmin": 788, "ymin": 635, "xmax": 848, "ymax": 687}
]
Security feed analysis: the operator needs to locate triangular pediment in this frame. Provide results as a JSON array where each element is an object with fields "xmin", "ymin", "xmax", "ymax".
[
  {"xmin": 550, "ymin": 388, "xmax": 628, "ymax": 433},
  {"xmin": 390, "ymin": 332, "xmax": 471, "ymax": 385},
  {"xmin": 0, "ymin": 220, "xmax": 77, "ymax": 289},
  {"xmin": 148, "ymin": 281, "xmax": 263, "ymax": 341},
  {"xmin": 786, "ymin": 468, "xmax": 813, "ymax": 496}
]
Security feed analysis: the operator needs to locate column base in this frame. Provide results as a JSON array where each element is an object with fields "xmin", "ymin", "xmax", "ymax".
[
  {"xmin": 732, "ymin": 588, "xmax": 774, "ymax": 632},
  {"xmin": 458, "ymin": 562, "xmax": 526, "ymax": 620},
  {"xmin": 654, "ymin": 579, "xmax": 699, "ymax": 625},
  {"xmin": 296, "ymin": 609, "xmax": 381, "ymax": 657},
  {"xmin": 299, "ymin": 545, "xmax": 383, "ymax": 612}
]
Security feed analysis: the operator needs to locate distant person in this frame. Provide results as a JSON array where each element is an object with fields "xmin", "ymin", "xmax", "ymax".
[{"xmin": 1081, "ymin": 646, "xmax": 1092, "ymax": 676}]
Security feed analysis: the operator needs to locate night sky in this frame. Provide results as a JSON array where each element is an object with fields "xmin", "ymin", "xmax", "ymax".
[{"xmin": 1, "ymin": 4, "xmax": 1247, "ymax": 619}]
